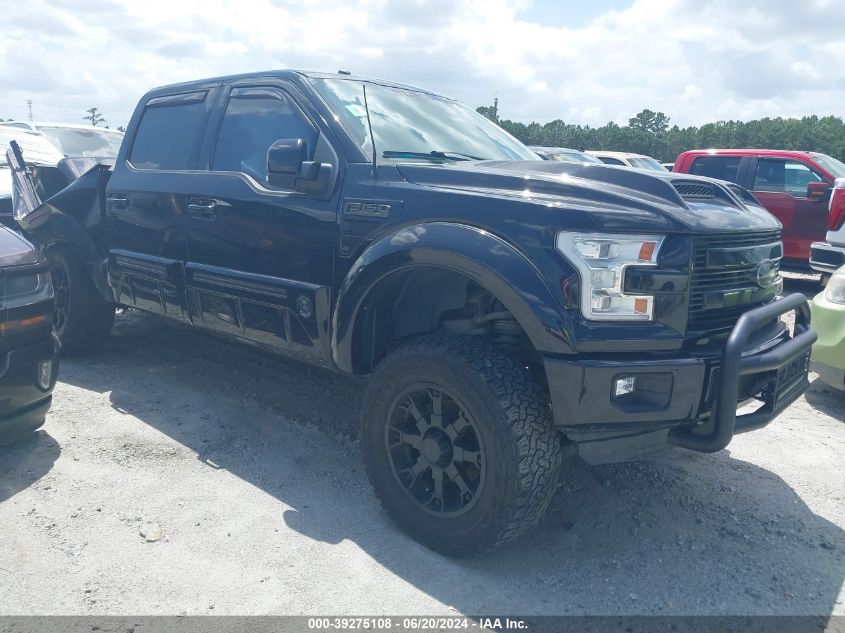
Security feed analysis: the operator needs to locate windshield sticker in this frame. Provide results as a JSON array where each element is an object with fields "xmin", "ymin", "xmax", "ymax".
[{"xmin": 345, "ymin": 103, "xmax": 367, "ymax": 117}]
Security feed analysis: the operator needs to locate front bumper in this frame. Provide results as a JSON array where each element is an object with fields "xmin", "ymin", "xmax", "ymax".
[
  {"xmin": 809, "ymin": 242, "xmax": 845, "ymax": 275},
  {"xmin": 0, "ymin": 334, "xmax": 60, "ymax": 440},
  {"xmin": 545, "ymin": 293, "xmax": 816, "ymax": 454},
  {"xmin": 809, "ymin": 290, "xmax": 845, "ymax": 391}
]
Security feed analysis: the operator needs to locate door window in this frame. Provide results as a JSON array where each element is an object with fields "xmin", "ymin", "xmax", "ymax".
[
  {"xmin": 689, "ymin": 156, "xmax": 741, "ymax": 182},
  {"xmin": 129, "ymin": 92, "xmax": 208, "ymax": 170},
  {"xmin": 212, "ymin": 88, "xmax": 317, "ymax": 185},
  {"xmin": 752, "ymin": 159, "xmax": 824, "ymax": 197}
]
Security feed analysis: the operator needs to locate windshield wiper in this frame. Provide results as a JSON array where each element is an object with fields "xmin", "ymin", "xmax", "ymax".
[{"xmin": 382, "ymin": 150, "xmax": 484, "ymax": 162}]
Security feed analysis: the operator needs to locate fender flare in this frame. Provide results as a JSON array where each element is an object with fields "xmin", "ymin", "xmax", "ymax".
[{"xmin": 331, "ymin": 222, "xmax": 575, "ymax": 373}]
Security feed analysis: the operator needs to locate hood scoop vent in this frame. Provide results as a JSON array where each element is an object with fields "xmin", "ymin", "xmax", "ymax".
[{"xmin": 672, "ymin": 181, "xmax": 716, "ymax": 199}]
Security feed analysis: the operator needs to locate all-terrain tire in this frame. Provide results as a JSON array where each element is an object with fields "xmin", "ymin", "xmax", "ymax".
[
  {"xmin": 361, "ymin": 335, "xmax": 562, "ymax": 556},
  {"xmin": 46, "ymin": 245, "xmax": 114, "ymax": 355}
]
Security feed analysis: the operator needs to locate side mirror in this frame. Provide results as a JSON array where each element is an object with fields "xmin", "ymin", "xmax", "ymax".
[
  {"xmin": 266, "ymin": 138, "xmax": 332, "ymax": 196},
  {"xmin": 807, "ymin": 181, "xmax": 831, "ymax": 201}
]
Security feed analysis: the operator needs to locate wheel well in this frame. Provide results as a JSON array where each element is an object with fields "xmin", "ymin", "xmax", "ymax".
[{"xmin": 351, "ymin": 267, "xmax": 541, "ymax": 375}]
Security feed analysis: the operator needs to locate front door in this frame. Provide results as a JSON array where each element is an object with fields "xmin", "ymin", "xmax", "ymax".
[
  {"xmin": 750, "ymin": 157, "xmax": 829, "ymax": 262},
  {"xmin": 184, "ymin": 84, "xmax": 339, "ymax": 363}
]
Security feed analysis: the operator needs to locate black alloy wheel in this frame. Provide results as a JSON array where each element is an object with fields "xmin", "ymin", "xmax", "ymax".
[{"xmin": 386, "ymin": 385, "xmax": 486, "ymax": 517}]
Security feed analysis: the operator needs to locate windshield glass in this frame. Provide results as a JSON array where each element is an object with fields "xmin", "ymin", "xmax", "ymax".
[
  {"xmin": 564, "ymin": 152, "xmax": 603, "ymax": 164},
  {"xmin": 628, "ymin": 156, "xmax": 667, "ymax": 171},
  {"xmin": 546, "ymin": 153, "xmax": 579, "ymax": 164},
  {"xmin": 312, "ymin": 78, "xmax": 537, "ymax": 162},
  {"xmin": 36, "ymin": 126, "xmax": 123, "ymax": 158},
  {"xmin": 811, "ymin": 153, "xmax": 845, "ymax": 178}
]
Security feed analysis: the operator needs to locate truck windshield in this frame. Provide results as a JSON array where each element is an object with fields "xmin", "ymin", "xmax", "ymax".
[
  {"xmin": 810, "ymin": 153, "xmax": 845, "ymax": 179},
  {"xmin": 36, "ymin": 126, "xmax": 123, "ymax": 159},
  {"xmin": 312, "ymin": 78, "xmax": 537, "ymax": 162},
  {"xmin": 627, "ymin": 156, "xmax": 668, "ymax": 171}
]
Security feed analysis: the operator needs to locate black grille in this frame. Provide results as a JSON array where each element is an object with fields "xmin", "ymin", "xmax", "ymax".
[
  {"xmin": 811, "ymin": 248, "xmax": 844, "ymax": 267},
  {"xmin": 673, "ymin": 181, "xmax": 715, "ymax": 199},
  {"xmin": 688, "ymin": 230, "xmax": 782, "ymax": 333}
]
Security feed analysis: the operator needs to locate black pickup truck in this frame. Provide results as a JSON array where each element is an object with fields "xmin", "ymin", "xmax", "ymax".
[{"xmin": 7, "ymin": 70, "xmax": 816, "ymax": 555}]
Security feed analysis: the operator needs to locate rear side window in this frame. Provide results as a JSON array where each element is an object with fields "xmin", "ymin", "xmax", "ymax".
[
  {"xmin": 689, "ymin": 156, "xmax": 741, "ymax": 182},
  {"xmin": 212, "ymin": 87, "xmax": 317, "ymax": 183},
  {"xmin": 753, "ymin": 158, "xmax": 824, "ymax": 197},
  {"xmin": 129, "ymin": 92, "xmax": 208, "ymax": 170}
]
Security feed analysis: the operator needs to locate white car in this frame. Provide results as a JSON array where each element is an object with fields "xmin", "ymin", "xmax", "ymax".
[
  {"xmin": 810, "ymin": 177, "xmax": 845, "ymax": 283},
  {"xmin": 0, "ymin": 122, "xmax": 123, "ymax": 159},
  {"xmin": 0, "ymin": 128, "xmax": 65, "ymax": 225},
  {"xmin": 586, "ymin": 150, "xmax": 668, "ymax": 172},
  {"xmin": 528, "ymin": 146, "xmax": 604, "ymax": 165}
]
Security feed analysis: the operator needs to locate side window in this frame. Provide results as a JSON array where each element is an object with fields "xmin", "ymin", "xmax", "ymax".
[
  {"xmin": 753, "ymin": 158, "xmax": 824, "ymax": 197},
  {"xmin": 689, "ymin": 156, "xmax": 741, "ymax": 182},
  {"xmin": 129, "ymin": 92, "xmax": 208, "ymax": 170},
  {"xmin": 599, "ymin": 156, "xmax": 625, "ymax": 165},
  {"xmin": 211, "ymin": 88, "xmax": 318, "ymax": 184}
]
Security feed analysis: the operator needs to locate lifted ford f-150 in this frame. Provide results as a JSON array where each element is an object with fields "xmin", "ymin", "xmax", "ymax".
[{"xmin": 7, "ymin": 71, "xmax": 816, "ymax": 556}]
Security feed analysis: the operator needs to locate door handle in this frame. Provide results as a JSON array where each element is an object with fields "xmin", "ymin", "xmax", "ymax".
[
  {"xmin": 187, "ymin": 198, "xmax": 218, "ymax": 220},
  {"xmin": 106, "ymin": 194, "xmax": 128, "ymax": 215}
]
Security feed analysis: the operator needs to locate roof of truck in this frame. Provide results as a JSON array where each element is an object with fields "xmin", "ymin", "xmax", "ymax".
[
  {"xmin": 586, "ymin": 150, "xmax": 655, "ymax": 160},
  {"xmin": 149, "ymin": 70, "xmax": 447, "ymax": 99},
  {"xmin": 676, "ymin": 148, "xmax": 817, "ymax": 158}
]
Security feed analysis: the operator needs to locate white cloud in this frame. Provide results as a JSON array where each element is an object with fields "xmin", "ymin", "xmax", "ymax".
[{"xmin": 0, "ymin": 0, "xmax": 843, "ymax": 129}]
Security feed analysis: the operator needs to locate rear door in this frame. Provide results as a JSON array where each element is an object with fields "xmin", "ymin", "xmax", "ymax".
[
  {"xmin": 183, "ymin": 80, "xmax": 340, "ymax": 362},
  {"xmin": 749, "ymin": 157, "xmax": 828, "ymax": 262},
  {"xmin": 107, "ymin": 88, "xmax": 218, "ymax": 321}
]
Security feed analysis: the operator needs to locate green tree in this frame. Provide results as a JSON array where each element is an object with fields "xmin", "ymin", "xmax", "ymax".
[
  {"xmin": 83, "ymin": 107, "xmax": 106, "ymax": 127},
  {"xmin": 476, "ymin": 98, "xmax": 499, "ymax": 124},
  {"xmin": 480, "ymin": 104, "xmax": 845, "ymax": 163}
]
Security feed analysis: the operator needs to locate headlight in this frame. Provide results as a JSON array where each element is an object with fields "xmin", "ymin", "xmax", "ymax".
[
  {"xmin": 824, "ymin": 269, "xmax": 845, "ymax": 304},
  {"xmin": 1, "ymin": 271, "xmax": 53, "ymax": 309},
  {"xmin": 556, "ymin": 231, "xmax": 664, "ymax": 321}
]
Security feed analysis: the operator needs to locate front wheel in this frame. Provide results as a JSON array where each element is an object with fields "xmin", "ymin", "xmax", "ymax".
[
  {"xmin": 46, "ymin": 245, "xmax": 114, "ymax": 355},
  {"xmin": 361, "ymin": 336, "xmax": 561, "ymax": 556}
]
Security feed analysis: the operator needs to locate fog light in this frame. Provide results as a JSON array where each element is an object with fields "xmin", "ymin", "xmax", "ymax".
[
  {"xmin": 37, "ymin": 360, "xmax": 53, "ymax": 391},
  {"xmin": 614, "ymin": 375, "xmax": 636, "ymax": 398}
]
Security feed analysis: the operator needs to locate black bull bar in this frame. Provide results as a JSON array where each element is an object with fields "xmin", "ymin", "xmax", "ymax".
[{"xmin": 668, "ymin": 292, "xmax": 817, "ymax": 453}]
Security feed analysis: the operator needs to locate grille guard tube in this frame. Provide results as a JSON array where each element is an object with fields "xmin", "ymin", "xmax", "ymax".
[{"xmin": 667, "ymin": 292, "xmax": 816, "ymax": 453}]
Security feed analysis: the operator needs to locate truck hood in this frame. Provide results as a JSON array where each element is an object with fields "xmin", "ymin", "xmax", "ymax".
[
  {"xmin": 396, "ymin": 160, "xmax": 781, "ymax": 233},
  {"xmin": 0, "ymin": 224, "xmax": 39, "ymax": 267}
]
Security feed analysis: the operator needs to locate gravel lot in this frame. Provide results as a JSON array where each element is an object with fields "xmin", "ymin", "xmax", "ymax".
[{"xmin": 0, "ymin": 277, "xmax": 843, "ymax": 616}]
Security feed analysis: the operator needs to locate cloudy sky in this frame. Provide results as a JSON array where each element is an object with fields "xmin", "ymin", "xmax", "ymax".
[{"xmin": 1, "ymin": 0, "xmax": 843, "ymax": 129}]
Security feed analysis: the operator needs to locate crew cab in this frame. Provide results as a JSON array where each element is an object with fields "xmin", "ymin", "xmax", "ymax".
[
  {"xmin": 7, "ymin": 71, "xmax": 816, "ymax": 555},
  {"xmin": 673, "ymin": 149, "xmax": 845, "ymax": 270}
]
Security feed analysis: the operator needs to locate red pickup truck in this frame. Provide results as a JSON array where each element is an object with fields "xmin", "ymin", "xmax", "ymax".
[{"xmin": 673, "ymin": 149, "xmax": 845, "ymax": 270}]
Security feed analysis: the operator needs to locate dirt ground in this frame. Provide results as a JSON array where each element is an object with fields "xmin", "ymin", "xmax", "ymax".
[{"xmin": 0, "ymin": 277, "xmax": 842, "ymax": 616}]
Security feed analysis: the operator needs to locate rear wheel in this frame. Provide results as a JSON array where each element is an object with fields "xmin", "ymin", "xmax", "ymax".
[
  {"xmin": 361, "ymin": 336, "xmax": 561, "ymax": 556},
  {"xmin": 46, "ymin": 245, "xmax": 114, "ymax": 355}
]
